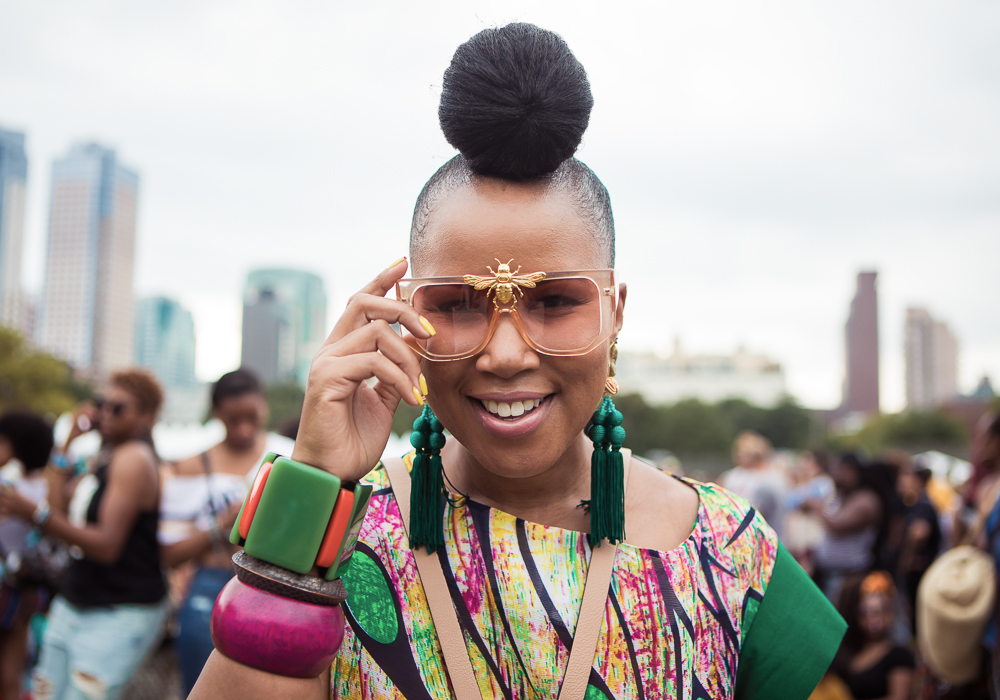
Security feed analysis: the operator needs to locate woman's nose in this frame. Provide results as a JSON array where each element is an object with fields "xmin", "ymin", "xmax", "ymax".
[{"xmin": 475, "ymin": 313, "xmax": 539, "ymax": 378}]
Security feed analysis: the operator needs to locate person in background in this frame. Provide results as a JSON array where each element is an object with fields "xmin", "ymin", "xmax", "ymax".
[
  {"xmin": 808, "ymin": 454, "xmax": 886, "ymax": 604},
  {"xmin": 0, "ymin": 369, "xmax": 169, "ymax": 700},
  {"xmin": 785, "ymin": 450, "xmax": 835, "ymax": 573},
  {"xmin": 832, "ymin": 571, "xmax": 914, "ymax": 700},
  {"xmin": 721, "ymin": 430, "xmax": 787, "ymax": 538},
  {"xmin": 159, "ymin": 368, "xmax": 294, "ymax": 697},
  {"xmin": 896, "ymin": 460, "xmax": 941, "ymax": 630},
  {"xmin": 965, "ymin": 411, "xmax": 1000, "ymax": 517},
  {"xmin": 0, "ymin": 412, "xmax": 54, "ymax": 700},
  {"xmin": 975, "ymin": 415, "xmax": 1000, "ymax": 668}
]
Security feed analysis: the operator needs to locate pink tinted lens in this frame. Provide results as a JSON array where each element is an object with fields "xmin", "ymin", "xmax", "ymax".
[
  {"xmin": 517, "ymin": 278, "xmax": 603, "ymax": 351},
  {"xmin": 410, "ymin": 284, "xmax": 491, "ymax": 356}
]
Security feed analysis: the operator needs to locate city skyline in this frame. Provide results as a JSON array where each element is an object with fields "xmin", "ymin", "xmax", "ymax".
[
  {"xmin": 36, "ymin": 142, "xmax": 138, "ymax": 376},
  {"xmin": 135, "ymin": 295, "xmax": 198, "ymax": 390},
  {"xmin": 905, "ymin": 307, "xmax": 959, "ymax": 410},
  {"xmin": 241, "ymin": 268, "xmax": 327, "ymax": 387},
  {"xmin": 2, "ymin": 2, "xmax": 999, "ymax": 410},
  {"xmin": 841, "ymin": 271, "xmax": 880, "ymax": 416}
]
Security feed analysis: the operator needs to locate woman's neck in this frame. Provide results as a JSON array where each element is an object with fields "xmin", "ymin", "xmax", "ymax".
[{"xmin": 442, "ymin": 433, "xmax": 593, "ymax": 530}]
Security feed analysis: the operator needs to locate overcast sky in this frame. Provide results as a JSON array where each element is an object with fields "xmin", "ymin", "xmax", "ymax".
[{"xmin": 2, "ymin": 0, "xmax": 998, "ymax": 411}]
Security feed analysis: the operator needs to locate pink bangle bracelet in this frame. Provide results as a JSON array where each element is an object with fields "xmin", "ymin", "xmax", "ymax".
[{"xmin": 210, "ymin": 552, "xmax": 347, "ymax": 677}]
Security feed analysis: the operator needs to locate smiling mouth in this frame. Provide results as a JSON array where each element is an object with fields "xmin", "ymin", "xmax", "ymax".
[{"xmin": 479, "ymin": 397, "xmax": 545, "ymax": 419}]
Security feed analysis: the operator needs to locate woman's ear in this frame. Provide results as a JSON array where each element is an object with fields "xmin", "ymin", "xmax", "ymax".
[{"xmin": 614, "ymin": 282, "xmax": 627, "ymax": 335}]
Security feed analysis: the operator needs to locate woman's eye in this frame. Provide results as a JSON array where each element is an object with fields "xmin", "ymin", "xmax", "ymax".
[
  {"xmin": 429, "ymin": 299, "xmax": 478, "ymax": 314},
  {"xmin": 534, "ymin": 294, "xmax": 583, "ymax": 309}
]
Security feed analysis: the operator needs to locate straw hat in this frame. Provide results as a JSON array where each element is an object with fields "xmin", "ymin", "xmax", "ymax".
[{"xmin": 917, "ymin": 544, "xmax": 995, "ymax": 684}]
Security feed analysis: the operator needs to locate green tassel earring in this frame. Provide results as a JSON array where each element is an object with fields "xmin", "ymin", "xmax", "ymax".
[
  {"xmin": 588, "ymin": 395, "xmax": 626, "ymax": 545},
  {"xmin": 408, "ymin": 404, "xmax": 446, "ymax": 553}
]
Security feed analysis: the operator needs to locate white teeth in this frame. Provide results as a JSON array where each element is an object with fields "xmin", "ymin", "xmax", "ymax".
[{"xmin": 481, "ymin": 398, "xmax": 544, "ymax": 417}]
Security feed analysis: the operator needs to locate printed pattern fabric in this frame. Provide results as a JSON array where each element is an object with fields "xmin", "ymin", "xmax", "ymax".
[{"xmin": 331, "ymin": 458, "xmax": 780, "ymax": 700}]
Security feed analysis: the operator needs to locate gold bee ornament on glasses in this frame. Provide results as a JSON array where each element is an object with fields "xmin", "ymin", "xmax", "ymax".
[{"xmin": 463, "ymin": 260, "xmax": 547, "ymax": 311}]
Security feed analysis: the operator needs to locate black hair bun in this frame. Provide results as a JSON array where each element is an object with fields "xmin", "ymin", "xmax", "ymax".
[{"xmin": 439, "ymin": 23, "xmax": 594, "ymax": 181}]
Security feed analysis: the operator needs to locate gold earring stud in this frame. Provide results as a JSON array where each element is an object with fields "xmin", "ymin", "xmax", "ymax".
[{"xmin": 605, "ymin": 341, "xmax": 619, "ymax": 395}]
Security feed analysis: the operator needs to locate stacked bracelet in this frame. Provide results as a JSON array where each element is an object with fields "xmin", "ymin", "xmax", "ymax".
[
  {"xmin": 228, "ymin": 455, "xmax": 373, "ymax": 580},
  {"xmin": 210, "ymin": 454, "xmax": 374, "ymax": 678}
]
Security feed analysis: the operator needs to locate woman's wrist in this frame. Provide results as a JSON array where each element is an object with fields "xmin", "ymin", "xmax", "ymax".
[{"xmin": 289, "ymin": 446, "xmax": 368, "ymax": 483}]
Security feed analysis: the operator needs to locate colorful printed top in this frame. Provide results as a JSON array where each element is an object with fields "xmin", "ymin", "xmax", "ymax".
[{"xmin": 332, "ymin": 457, "xmax": 845, "ymax": 700}]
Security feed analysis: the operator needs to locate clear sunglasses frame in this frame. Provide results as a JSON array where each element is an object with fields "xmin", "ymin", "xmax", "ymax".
[{"xmin": 395, "ymin": 268, "xmax": 618, "ymax": 361}]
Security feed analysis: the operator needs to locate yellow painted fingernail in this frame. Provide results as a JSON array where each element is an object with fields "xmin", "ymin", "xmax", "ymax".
[
  {"xmin": 419, "ymin": 374, "xmax": 428, "ymax": 396},
  {"xmin": 419, "ymin": 316, "xmax": 436, "ymax": 336},
  {"xmin": 412, "ymin": 386, "xmax": 424, "ymax": 405},
  {"xmin": 388, "ymin": 256, "xmax": 406, "ymax": 269}
]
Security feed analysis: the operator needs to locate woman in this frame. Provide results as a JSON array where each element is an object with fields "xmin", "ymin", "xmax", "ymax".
[
  {"xmin": 0, "ymin": 411, "xmax": 54, "ymax": 700},
  {"xmin": 160, "ymin": 368, "xmax": 293, "ymax": 696},
  {"xmin": 831, "ymin": 571, "xmax": 914, "ymax": 700},
  {"xmin": 721, "ymin": 431, "xmax": 787, "ymax": 538},
  {"xmin": 192, "ymin": 23, "xmax": 844, "ymax": 699},
  {"xmin": 808, "ymin": 454, "xmax": 887, "ymax": 604},
  {"xmin": 0, "ymin": 369, "xmax": 169, "ymax": 700}
]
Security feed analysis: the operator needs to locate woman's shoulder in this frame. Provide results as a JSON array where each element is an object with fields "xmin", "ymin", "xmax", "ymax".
[
  {"xmin": 108, "ymin": 440, "xmax": 158, "ymax": 476},
  {"xmin": 685, "ymin": 476, "xmax": 781, "ymax": 552}
]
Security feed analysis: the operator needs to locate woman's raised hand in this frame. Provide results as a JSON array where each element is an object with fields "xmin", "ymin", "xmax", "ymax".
[{"xmin": 291, "ymin": 258, "xmax": 430, "ymax": 482}]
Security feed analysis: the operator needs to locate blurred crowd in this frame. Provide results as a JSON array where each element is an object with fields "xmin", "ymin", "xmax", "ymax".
[
  {"xmin": 0, "ymin": 366, "xmax": 998, "ymax": 699},
  {"xmin": 721, "ymin": 417, "xmax": 1000, "ymax": 700},
  {"xmin": 0, "ymin": 367, "xmax": 291, "ymax": 700}
]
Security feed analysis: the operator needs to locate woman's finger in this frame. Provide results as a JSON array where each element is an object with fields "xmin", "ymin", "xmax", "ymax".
[
  {"xmin": 326, "ymin": 320, "xmax": 424, "ymax": 387},
  {"xmin": 327, "ymin": 294, "xmax": 434, "ymax": 346},
  {"xmin": 354, "ymin": 256, "xmax": 408, "ymax": 298},
  {"xmin": 317, "ymin": 352, "xmax": 424, "ymax": 407}
]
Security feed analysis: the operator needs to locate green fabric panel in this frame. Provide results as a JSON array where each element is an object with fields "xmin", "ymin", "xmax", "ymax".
[
  {"xmin": 741, "ymin": 594, "xmax": 761, "ymax": 638},
  {"xmin": 343, "ymin": 551, "xmax": 398, "ymax": 644},
  {"xmin": 734, "ymin": 543, "xmax": 846, "ymax": 700}
]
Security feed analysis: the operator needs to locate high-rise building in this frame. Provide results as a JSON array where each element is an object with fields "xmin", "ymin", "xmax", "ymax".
[
  {"xmin": 36, "ymin": 143, "xmax": 139, "ymax": 376},
  {"xmin": 241, "ymin": 269, "xmax": 326, "ymax": 385},
  {"xmin": 905, "ymin": 307, "xmax": 959, "ymax": 409},
  {"xmin": 135, "ymin": 296, "xmax": 198, "ymax": 389},
  {"xmin": 0, "ymin": 128, "xmax": 27, "ymax": 331},
  {"xmin": 841, "ymin": 271, "xmax": 880, "ymax": 415}
]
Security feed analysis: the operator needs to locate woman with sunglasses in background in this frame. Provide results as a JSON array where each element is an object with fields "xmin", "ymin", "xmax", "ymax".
[
  {"xmin": 193, "ymin": 24, "xmax": 845, "ymax": 700},
  {"xmin": 0, "ymin": 369, "xmax": 169, "ymax": 700}
]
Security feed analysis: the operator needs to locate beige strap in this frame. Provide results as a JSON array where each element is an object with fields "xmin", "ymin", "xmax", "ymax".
[
  {"xmin": 383, "ymin": 449, "xmax": 634, "ymax": 700},
  {"xmin": 559, "ymin": 448, "xmax": 632, "ymax": 700},
  {"xmin": 383, "ymin": 457, "xmax": 481, "ymax": 700}
]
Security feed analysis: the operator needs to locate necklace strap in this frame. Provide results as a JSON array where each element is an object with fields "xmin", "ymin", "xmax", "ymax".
[
  {"xmin": 559, "ymin": 448, "xmax": 631, "ymax": 700},
  {"xmin": 382, "ymin": 449, "xmax": 633, "ymax": 700},
  {"xmin": 383, "ymin": 456, "xmax": 480, "ymax": 699}
]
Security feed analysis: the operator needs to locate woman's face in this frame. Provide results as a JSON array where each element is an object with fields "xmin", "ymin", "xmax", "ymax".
[
  {"xmin": 832, "ymin": 460, "xmax": 860, "ymax": 491},
  {"xmin": 414, "ymin": 179, "xmax": 625, "ymax": 479},
  {"xmin": 214, "ymin": 392, "xmax": 268, "ymax": 451},
  {"xmin": 858, "ymin": 592, "xmax": 892, "ymax": 641},
  {"xmin": 97, "ymin": 384, "xmax": 152, "ymax": 444}
]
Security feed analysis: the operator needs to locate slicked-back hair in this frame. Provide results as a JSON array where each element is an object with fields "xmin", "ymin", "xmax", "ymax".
[
  {"xmin": 409, "ymin": 155, "xmax": 615, "ymax": 270},
  {"xmin": 411, "ymin": 23, "xmax": 615, "ymax": 272}
]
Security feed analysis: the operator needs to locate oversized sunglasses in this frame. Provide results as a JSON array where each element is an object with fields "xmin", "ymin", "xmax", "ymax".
[{"xmin": 395, "ymin": 263, "xmax": 618, "ymax": 361}]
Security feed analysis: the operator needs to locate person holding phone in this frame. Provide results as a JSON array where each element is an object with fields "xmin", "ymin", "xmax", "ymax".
[
  {"xmin": 159, "ymin": 368, "xmax": 294, "ymax": 697},
  {"xmin": 0, "ymin": 369, "xmax": 168, "ymax": 700}
]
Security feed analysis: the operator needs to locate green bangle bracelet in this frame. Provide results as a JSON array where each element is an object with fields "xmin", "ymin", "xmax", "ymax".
[{"xmin": 230, "ymin": 454, "xmax": 373, "ymax": 579}]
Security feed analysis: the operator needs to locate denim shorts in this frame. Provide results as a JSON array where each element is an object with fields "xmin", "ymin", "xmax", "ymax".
[{"xmin": 33, "ymin": 595, "xmax": 169, "ymax": 700}]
